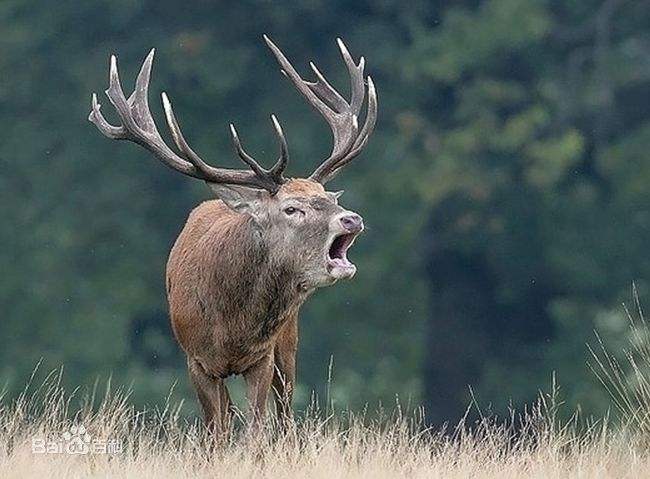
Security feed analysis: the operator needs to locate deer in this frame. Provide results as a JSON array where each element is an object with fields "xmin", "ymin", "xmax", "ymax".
[{"xmin": 88, "ymin": 36, "xmax": 377, "ymax": 437}]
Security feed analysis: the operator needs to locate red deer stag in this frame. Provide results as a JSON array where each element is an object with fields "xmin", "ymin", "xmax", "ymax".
[{"xmin": 88, "ymin": 36, "xmax": 377, "ymax": 435}]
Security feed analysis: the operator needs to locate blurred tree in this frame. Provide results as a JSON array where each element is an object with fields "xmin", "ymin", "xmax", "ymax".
[
  {"xmin": 403, "ymin": 0, "xmax": 650, "ymax": 423},
  {"xmin": 0, "ymin": 0, "xmax": 428, "ymax": 411},
  {"xmin": 0, "ymin": 0, "xmax": 649, "ymax": 426}
]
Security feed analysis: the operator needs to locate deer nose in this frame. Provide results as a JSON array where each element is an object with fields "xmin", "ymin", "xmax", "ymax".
[{"xmin": 340, "ymin": 213, "xmax": 364, "ymax": 233}]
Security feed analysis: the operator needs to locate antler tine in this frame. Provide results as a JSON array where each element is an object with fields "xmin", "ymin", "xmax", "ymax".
[
  {"xmin": 106, "ymin": 55, "xmax": 145, "ymax": 137},
  {"xmin": 89, "ymin": 50, "xmax": 288, "ymax": 192},
  {"xmin": 264, "ymin": 35, "xmax": 331, "ymax": 119},
  {"xmin": 336, "ymin": 38, "xmax": 365, "ymax": 116},
  {"xmin": 161, "ymin": 92, "xmax": 222, "ymax": 179},
  {"xmin": 351, "ymin": 76, "xmax": 378, "ymax": 152},
  {"xmin": 89, "ymin": 93, "xmax": 126, "ymax": 139},
  {"xmin": 228, "ymin": 124, "xmax": 275, "ymax": 179},
  {"xmin": 128, "ymin": 49, "xmax": 160, "ymax": 135},
  {"xmin": 264, "ymin": 36, "xmax": 360, "ymax": 180},
  {"xmin": 310, "ymin": 39, "xmax": 366, "ymax": 177},
  {"xmin": 269, "ymin": 114, "xmax": 289, "ymax": 179},
  {"xmin": 307, "ymin": 62, "xmax": 347, "ymax": 112},
  {"xmin": 98, "ymin": 52, "xmax": 199, "ymax": 177},
  {"xmin": 321, "ymin": 76, "xmax": 378, "ymax": 183}
]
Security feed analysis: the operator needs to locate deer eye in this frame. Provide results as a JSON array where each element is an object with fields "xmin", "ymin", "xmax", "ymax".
[{"xmin": 284, "ymin": 206, "xmax": 299, "ymax": 216}]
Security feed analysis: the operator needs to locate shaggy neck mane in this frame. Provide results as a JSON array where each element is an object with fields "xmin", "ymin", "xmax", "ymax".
[{"xmin": 204, "ymin": 213, "xmax": 305, "ymax": 341}]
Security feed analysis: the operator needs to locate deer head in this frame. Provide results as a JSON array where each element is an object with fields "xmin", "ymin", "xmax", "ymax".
[{"xmin": 89, "ymin": 36, "xmax": 377, "ymax": 288}]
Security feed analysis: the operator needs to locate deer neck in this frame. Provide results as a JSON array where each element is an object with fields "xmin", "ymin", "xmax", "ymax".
[{"xmin": 211, "ymin": 215, "xmax": 308, "ymax": 339}]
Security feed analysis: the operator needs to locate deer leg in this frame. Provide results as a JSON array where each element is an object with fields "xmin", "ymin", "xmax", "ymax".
[
  {"xmin": 187, "ymin": 357, "xmax": 232, "ymax": 440},
  {"xmin": 272, "ymin": 317, "xmax": 298, "ymax": 429},
  {"xmin": 243, "ymin": 352, "xmax": 275, "ymax": 430}
]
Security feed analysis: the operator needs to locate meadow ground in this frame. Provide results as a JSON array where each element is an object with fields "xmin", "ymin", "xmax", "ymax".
[
  {"xmin": 3, "ymin": 301, "xmax": 650, "ymax": 478},
  {"xmin": 0, "ymin": 372, "xmax": 648, "ymax": 479}
]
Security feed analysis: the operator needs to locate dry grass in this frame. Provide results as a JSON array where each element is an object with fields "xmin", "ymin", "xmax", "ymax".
[
  {"xmin": 3, "ymin": 292, "xmax": 650, "ymax": 478},
  {"xmin": 0, "ymin": 372, "xmax": 648, "ymax": 479}
]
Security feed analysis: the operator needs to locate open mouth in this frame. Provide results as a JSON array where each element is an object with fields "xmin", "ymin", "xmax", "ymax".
[{"xmin": 326, "ymin": 232, "xmax": 358, "ymax": 277}]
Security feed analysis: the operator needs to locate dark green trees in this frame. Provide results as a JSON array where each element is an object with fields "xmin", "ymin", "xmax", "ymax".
[{"xmin": 1, "ymin": 0, "xmax": 649, "ymax": 422}]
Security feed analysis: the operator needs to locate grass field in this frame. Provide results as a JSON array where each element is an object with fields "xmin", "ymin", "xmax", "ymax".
[
  {"xmin": 0, "ymin": 373, "xmax": 648, "ymax": 478},
  {"xmin": 2, "ymin": 302, "xmax": 650, "ymax": 478}
]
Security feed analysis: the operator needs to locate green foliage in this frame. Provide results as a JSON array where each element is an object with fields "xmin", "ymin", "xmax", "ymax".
[{"xmin": 1, "ymin": 0, "xmax": 649, "ymax": 425}]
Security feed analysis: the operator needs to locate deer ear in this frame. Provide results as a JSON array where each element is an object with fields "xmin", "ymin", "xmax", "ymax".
[
  {"xmin": 208, "ymin": 183, "xmax": 267, "ymax": 215},
  {"xmin": 327, "ymin": 190, "xmax": 344, "ymax": 202}
]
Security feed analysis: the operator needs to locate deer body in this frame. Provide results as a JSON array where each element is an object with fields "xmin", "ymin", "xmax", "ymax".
[
  {"xmin": 166, "ymin": 181, "xmax": 328, "ymax": 429},
  {"xmin": 167, "ymin": 199, "xmax": 298, "ymax": 378},
  {"xmin": 89, "ymin": 37, "xmax": 377, "ymax": 435},
  {"xmin": 167, "ymin": 184, "xmax": 319, "ymax": 378}
]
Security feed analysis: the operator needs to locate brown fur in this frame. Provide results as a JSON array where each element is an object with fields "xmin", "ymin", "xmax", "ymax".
[
  {"xmin": 166, "ymin": 179, "xmax": 360, "ymax": 434},
  {"xmin": 87, "ymin": 41, "xmax": 375, "ymax": 437}
]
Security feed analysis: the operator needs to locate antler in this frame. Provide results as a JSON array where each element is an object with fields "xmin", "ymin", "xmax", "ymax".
[
  {"xmin": 264, "ymin": 36, "xmax": 377, "ymax": 184},
  {"xmin": 89, "ymin": 49, "xmax": 288, "ymax": 194}
]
